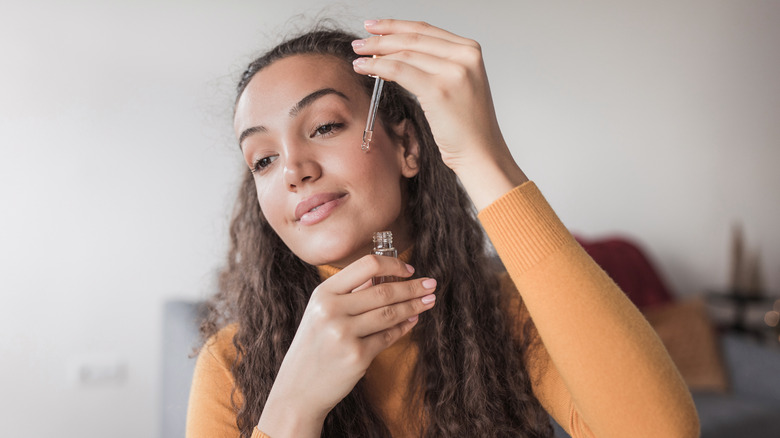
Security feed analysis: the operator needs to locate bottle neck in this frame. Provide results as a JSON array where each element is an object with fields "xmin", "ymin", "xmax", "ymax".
[
  {"xmin": 372, "ymin": 231, "xmax": 395, "ymax": 252},
  {"xmin": 372, "ymin": 231, "xmax": 397, "ymax": 258}
]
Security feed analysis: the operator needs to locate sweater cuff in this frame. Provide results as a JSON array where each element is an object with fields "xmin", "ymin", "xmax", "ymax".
[
  {"xmin": 478, "ymin": 181, "xmax": 574, "ymax": 274},
  {"xmin": 252, "ymin": 427, "xmax": 271, "ymax": 438}
]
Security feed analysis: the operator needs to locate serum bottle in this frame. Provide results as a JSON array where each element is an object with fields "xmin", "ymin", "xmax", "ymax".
[{"xmin": 371, "ymin": 231, "xmax": 397, "ymax": 285}]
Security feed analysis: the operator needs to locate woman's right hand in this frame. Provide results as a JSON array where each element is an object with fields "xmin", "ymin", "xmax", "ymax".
[{"xmin": 256, "ymin": 255, "xmax": 437, "ymax": 437}]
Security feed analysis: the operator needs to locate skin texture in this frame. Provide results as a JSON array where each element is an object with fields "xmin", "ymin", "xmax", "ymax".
[{"xmin": 235, "ymin": 54, "xmax": 419, "ymax": 268}]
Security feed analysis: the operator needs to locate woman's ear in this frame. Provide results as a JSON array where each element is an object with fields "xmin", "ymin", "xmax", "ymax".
[{"xmin": 390, "ymin": 120, "xmax": 420, "ymax": 178}]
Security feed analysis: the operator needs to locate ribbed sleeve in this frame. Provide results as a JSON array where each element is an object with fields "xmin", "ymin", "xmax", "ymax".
[{"xmin": 478, "ymin": 181, "xmax": 572, "ymax": 274}]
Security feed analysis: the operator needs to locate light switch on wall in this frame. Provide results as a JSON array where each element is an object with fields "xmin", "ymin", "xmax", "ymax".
[{"xmin": 67, "ymin": 355, "xmax": 128, "ymax": 387}]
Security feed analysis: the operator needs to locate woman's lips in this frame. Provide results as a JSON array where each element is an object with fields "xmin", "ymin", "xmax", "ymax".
[{"xmin": 295, "ymin": 192, "xmax": 347, "ymax": 225}]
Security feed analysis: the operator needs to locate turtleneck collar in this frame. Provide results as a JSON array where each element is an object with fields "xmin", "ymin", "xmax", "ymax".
[{"xmin": 316, "ymin": 246, "xmax": 414, "ymax": 281}]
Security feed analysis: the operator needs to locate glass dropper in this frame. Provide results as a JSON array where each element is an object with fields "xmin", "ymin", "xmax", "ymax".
[{"xmin": 361, "ymin": 74, "xmax": 384, "ymax": 152}]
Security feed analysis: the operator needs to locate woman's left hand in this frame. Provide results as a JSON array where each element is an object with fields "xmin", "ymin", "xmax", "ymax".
[{"xmin": 352, "ymin": 19, "xmax": 527, "ymax": 209}]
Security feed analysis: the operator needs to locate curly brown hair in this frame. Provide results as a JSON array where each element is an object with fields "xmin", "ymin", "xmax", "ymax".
[{"xmin": 200, "ymin": 24, "xmax": 554, "ymax": 438}]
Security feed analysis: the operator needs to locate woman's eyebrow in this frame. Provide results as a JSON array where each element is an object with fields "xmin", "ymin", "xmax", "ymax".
[
  {"xmin": 289, "ymin": 88, "xmax": 349, "ymax": 117},
  {"xmin": 239, "ymin": 88, "xmax": 350, "ymax": 149},
  {"xmin": 238, "ymin": 126, "xmax": 267, "ymax": 148}
]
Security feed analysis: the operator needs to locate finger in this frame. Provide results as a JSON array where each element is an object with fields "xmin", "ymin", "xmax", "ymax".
[
  {"xmin": 321, "ymin": 255, "xmax": 415, "ymax": 295},
  {"xmin": 354, "ymin": 51, "xmax": 456, "ymax": 81},
  {"xmin": 351, "ymin": 278, "xmax": 373, "ymax": 293},
  {"xmin": 346, "ymin": 277, "xmax": 437, "ymax": 315},
  {"xmin": 363, "ymin": 19, "xmax": 477, "ymax": 47},
  {"xmin": 353, "ymin": 56, "xmax": 453, "ymax": 101},
  {"xmin": 353, "ymin": 291, "xmax": 436, "ymax": 337},
  {"xmin": 352, "ymin": 32, "xmax": 474, "ymax": 62},
  {"xmin": 360, "ymin": 314, "xmax": 420, "ymax": 356}
]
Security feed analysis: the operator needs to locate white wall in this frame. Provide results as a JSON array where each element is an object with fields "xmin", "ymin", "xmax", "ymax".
[{"xmin": 1, "ymin": 1, "xmax": 778, "ymax": 436}]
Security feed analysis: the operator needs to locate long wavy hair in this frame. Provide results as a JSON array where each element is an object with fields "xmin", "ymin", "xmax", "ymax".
[{"xmin": 200, "ymin": 25, "xmax": 553, "ymax": 438}]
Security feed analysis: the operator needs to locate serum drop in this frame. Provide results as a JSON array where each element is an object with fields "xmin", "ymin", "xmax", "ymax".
[{"xmin": 371, "ymin": 231, "xmax": 397, "ymax": 285}]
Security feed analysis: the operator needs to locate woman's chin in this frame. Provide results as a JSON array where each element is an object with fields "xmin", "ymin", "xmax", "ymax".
[{"xmin": 296, "ymin": 241, "xmax": 370, "ymax": 268}]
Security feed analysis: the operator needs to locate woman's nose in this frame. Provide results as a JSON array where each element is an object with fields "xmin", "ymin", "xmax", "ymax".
[{"xmin": 283, "ymin": 150, "xmax": 321, "ymax": 191}]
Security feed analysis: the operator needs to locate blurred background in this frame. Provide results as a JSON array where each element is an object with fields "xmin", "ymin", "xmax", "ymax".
[{"xmin": 1, "ymin": 0, "xmax": 779, "ymax": 437}]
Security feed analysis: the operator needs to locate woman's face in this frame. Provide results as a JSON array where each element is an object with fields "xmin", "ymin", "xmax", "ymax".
[{"xmin": 234, "ymin": 54, "xmax": 418, "ymax": 267}]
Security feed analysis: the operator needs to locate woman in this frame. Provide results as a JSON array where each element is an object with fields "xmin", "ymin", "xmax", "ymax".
[{"xmin": 187, "ymin": 19, "xmax": 699, "ymax": 438}]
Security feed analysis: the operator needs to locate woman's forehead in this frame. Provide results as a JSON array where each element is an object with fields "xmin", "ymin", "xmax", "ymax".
[
  {"xmin": 237, "ymin": 55, "xmax": 361, "ymax": 111},
  {"xmin": 250, "ymin": 55, "xmax": 359, "ymax": 98},
  {"xmin": 234, "ymin": 54, "xmax": 367, "ymax": 131}
]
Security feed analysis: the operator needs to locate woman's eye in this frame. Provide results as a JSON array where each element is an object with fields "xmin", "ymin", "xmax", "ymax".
[
  {"xmin": 312, "ymin": 122, "xmax": 344, "ymax": 137},
  {"xmin": 251, "ymin": 155, "xmax": 277, "ymax": 173}
]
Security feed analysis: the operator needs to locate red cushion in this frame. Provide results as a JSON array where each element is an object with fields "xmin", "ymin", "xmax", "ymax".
[{"xmin": 575, "ymin": 235, "xmax": 674, "ymax": 310}]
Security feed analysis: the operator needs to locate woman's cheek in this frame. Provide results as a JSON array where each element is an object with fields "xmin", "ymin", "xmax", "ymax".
[{"xmin": 255, "ymin": 183, "xmax": 282, "ymax": 224}]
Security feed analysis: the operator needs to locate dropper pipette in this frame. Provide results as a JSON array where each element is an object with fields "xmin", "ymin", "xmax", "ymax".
[{"xmin": 361, "ymin": 74, "xmax": 384, "ymax": 152}]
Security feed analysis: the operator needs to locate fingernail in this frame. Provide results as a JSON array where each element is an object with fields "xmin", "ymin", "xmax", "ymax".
[
  {"xmin": 406, "ymin": 263, "xmax": 415, "ymax": 274},
  {"xmin": 364, "ymin": 19, "xmax": 379, "ymax": 28},
  {"xmin": 408, "ymin": 315, "xmax": 419, "ymax": 323},
  {"xmin": 351, "ymin": 39, "xmax": 366, "ymax": 48},
  {"xmin": 352, "ymin": 57, "xmax": 367, "ymax": 66},
  {"xmin": 421, "ymin": 294, "xmax": 436, "ymax": 305},
  {"xmin": 421, "ymin": 278, "xmax": 437, "ymax": 289}
]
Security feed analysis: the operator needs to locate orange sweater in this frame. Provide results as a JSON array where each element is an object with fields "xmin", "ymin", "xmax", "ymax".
[{"xmin": 186, "ymin": 181, "xmax": 699, "ymax": 438}]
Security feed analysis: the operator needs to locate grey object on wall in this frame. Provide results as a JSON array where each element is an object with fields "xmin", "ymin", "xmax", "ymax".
[{"xmin": 161, "ymin": 301, "xmax": 203, "ymax": 438}]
